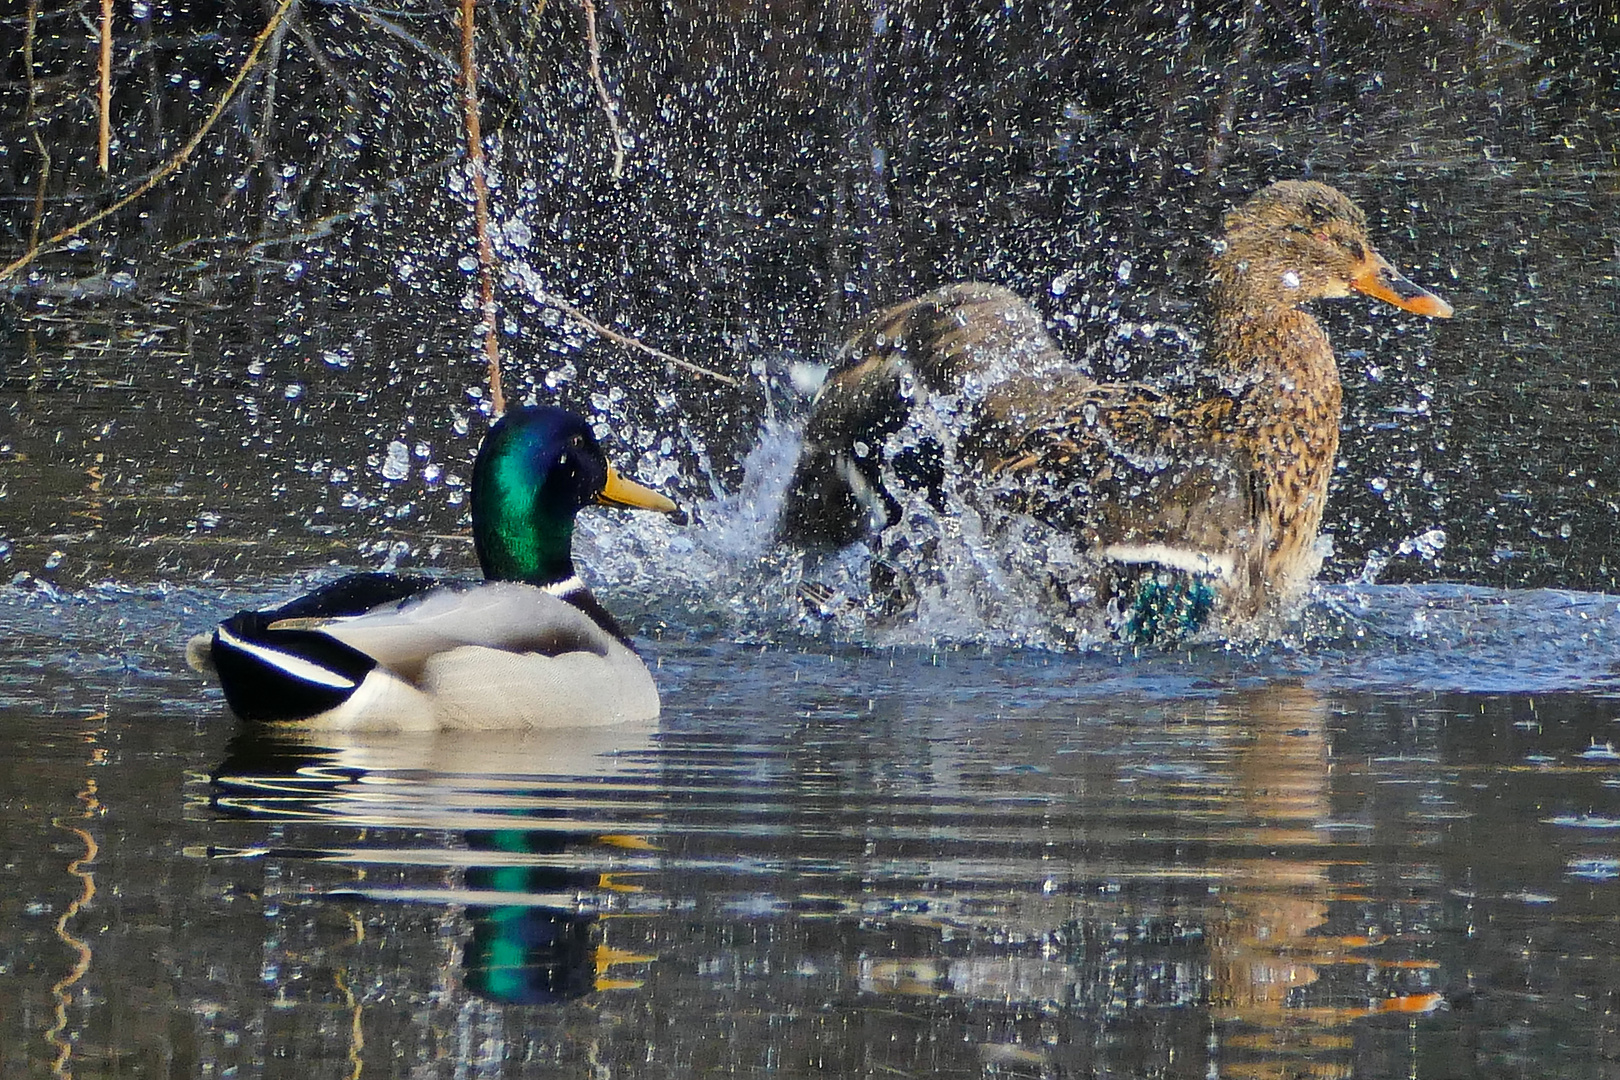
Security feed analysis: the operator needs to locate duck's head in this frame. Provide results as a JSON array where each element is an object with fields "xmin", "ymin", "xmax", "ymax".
[
  {"xmin": 471, "ymin": 405, "xmax": 678, "ymax": 586},
  {"xmin": 1211, "ymin": 180, "xmax": 1453, "ymax": 320}
]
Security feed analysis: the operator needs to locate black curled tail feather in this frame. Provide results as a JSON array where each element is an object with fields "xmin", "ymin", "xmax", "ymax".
[{"xmin": 210, "ymin": 611, "xmax": 378, "ymax": 723}]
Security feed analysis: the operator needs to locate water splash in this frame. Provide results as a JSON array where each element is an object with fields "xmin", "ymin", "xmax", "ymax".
[{"xmin": 571, "ymin": 422, "xmax": 1620, "ymax": 691}]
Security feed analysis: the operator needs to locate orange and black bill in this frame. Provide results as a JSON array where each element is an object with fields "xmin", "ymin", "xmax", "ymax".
[{"xmin": 1351, "ymin": 252, "xmax": 1454, "ymax": 318}]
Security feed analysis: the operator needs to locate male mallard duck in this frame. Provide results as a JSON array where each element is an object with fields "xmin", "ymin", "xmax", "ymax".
[
  {"xmin": 187, "ymin": 405, "xmax": 678, "ymax": 729},
  {"xmin": 779, "ymin": 180, "xmax": 1453, "ymax": 636}
]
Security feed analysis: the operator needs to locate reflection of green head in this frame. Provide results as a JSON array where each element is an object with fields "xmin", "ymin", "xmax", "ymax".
[{"xmin": 463, "ymin": 905, "xmax": 598, "ymax": 1005}]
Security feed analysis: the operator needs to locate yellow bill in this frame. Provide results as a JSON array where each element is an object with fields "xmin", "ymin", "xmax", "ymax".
[{"xmin": 599, "ymin": 465, "xmax": 678, "ymax": 514}]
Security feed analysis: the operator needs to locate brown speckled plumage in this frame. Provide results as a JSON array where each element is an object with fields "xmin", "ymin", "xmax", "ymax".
[{"xmin": 780, "ymin": 181, "xmax": 1452, "ymax": 624}]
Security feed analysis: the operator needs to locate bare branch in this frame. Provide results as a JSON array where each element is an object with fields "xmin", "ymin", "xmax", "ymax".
[
  {"xmin": 97, "ymin": 0, "xmax": 112, "ymax": 173},
  {"xmin": 580, "ymin": 0, "xmax": 625, "ymax": 179},
  {"xmin": 0, "ymin": 0, "xmax": 300, "ymax": 284},
  {"xmin": 460, "ymin": 0, "xmax": 506, "ymax": 415},
  {"xmin": 533, "ymin": 290, "xmax": 740, "ymax": 386},
  {"xmin": 24, "ymin": 0, "xmax": 49, "ymax": 250}
]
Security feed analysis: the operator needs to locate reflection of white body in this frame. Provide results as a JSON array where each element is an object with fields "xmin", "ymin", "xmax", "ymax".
[
  {"xmin": 311, "ymin": 720, "xmax": 662, "ymax": 782},
  {"xmin": 188, "ymin": 581, "xmax": 660, "ymax": 731},
  {"xmin": 210, "ymin": 721, "xmax": 661, "ymax": 833}
]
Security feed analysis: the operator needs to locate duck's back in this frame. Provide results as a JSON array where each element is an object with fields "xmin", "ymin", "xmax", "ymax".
[{"xmin": 781, "ymin": 283, "xmax": 1069, "ymax": 546}]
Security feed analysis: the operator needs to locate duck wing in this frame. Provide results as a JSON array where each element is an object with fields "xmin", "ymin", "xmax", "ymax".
[
  {"xmin": 975, "ymin": 377, "xmax": 1265, "ymax": 582},
  {"xmin": 198, "ymin": 579, "xmax": 653, "ymax": 728},
  {"xmin": 312, "ymin": 581, "xmax": 616, "ymax": 681},
  {"xmin": 187, "ymin": 573, "xmax": 442, "ymax": 721},
  {"xmin": 836, "ymin": 281, "xmax": 1068, "ymax": 394},
  {"xmin": 781, "ymin": 283, "xmax": 1067, "ymax": 546},
  {"xmin": 259, "ymin": 571, "xmax": 443, "ymax": 619}
]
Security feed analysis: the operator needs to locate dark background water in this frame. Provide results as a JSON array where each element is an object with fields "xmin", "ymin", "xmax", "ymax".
[{"xmin": 3, "ymin": 1, "xmax": 1619, "ymax": 593}]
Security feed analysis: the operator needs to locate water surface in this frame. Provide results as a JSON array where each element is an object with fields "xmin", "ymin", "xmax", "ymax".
[{"xmin": 4, "ymin": 578, "xmax": 1620, "ymax": 1078}]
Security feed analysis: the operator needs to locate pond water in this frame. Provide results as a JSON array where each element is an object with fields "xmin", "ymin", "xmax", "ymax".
[
  {"xmin": 5, "ymin": 3, "xmax": 1620, "ymax": 1078},
  {"xmin": 5, "ymin": 509, "xmax": 1620, "ymax": 1079}
]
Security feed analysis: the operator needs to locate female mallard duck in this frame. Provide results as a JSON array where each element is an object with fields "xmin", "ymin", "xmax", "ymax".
[
  {"xmin": 779, "ymin": 180, "xmax": 1453, "ymax": 636},
  {"xmin": 187, "ymin": 405, "xmax": 678, "ymax": 729}
]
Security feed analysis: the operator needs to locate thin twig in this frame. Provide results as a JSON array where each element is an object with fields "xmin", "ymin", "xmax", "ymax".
[
  {"xmin": 255, "ymin": 6, "xmax": 288, "ymax": 213},
  {"xmin": 579, "ymin": 0, "xmax": 625, "ymax": 179},
  {"xmin": 24, "ymin": 0, "xmax": 49, "ymax": 250},
  {"xmin": 0, "ymin": 0, "xmax": 299, "ymax": 284},
  {"xmin": 137, "ymin": 0, "xmax": 163, "ymax": 150},
  {"xmin": 459, "ymin": 0, "xmax": 506, "ymax": 415},
  {"xmin": 532, "ymin": 289, "xmax": 740, "ymax": 386},
  {"xmin": 164, "ymin": 152, "xmax": 460, "ymax": 263},
  {"xmin": 333, "ymin": 3, "xmax": 459, "ymax": 76},
  {"xmin": 97, "ymin": 0, "xmax": 112, "ymax": 173}
]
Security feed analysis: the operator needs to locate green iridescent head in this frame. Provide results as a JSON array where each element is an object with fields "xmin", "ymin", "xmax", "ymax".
[{"xmin": 470, "ymin": 406, "xmax": 676, "ymax": 586}]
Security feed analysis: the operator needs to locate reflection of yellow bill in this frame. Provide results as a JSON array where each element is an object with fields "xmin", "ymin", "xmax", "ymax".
[
  {"xmin": 1368, "ymin": 992, "xmax": 1446, "ymax": 1015},
  {"xmin": 596, "ymin": 873, "xmax": 644, "ymax": 894},
  {"xmin": 598, "ymin": 833, "xmax": 660, "ymax": 851},
  {"xmin": 599, "ymin": 466, "xmax": 677, "ymax": 513},
  {"xmin": 593, "ymin": 944, "xmax": 655, "ymax": 992}
]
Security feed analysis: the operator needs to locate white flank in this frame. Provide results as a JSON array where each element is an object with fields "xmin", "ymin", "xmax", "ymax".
[
  {"xmin": 1101, "ymin": 543, "xmax": 1236, "ymax": 581},
  {"xmin": 216, "ymin": 625, "xmax": 358, "ymax": 690}
]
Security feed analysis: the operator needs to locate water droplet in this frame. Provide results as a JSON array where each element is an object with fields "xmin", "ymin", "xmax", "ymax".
[
  {"xmin": 502, "ymin": 219, "xmax": 533, "ymax": 248},
  {"xmin": 379, "ymin": 441, "xmax": 411, "ymax": 482}
]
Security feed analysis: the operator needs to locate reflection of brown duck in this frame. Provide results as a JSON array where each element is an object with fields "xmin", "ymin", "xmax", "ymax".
[
  {"xmin": 1210, "ymin": 685, "xmax": 1444, "ymax": 1079},
  {"xmin": 779, "ymin": 181, "xmax": 1452, "ymax": 633}
]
